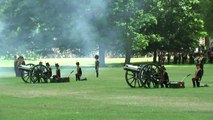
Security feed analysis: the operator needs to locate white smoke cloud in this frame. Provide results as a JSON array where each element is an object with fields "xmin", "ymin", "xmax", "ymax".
[
  {"xmin": 0, "ymin": 21, "xmax": 4, "ymax": 33},
  {"xmin": 0, "ymin": 0, "xmax": 110, "ymax": 57},
  {"xmin": 68, "ymin": 0, "xmax": 108, "ymax": 55}
]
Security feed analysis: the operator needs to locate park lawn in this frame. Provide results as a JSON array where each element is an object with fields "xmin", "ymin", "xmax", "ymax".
[
  {"xmin": 0, "ymin": 60, "xmax": 213, "ymax": 120},
  {"xmin": 0, "ymin": 57, "xmax": 152, "ymax": 67}
]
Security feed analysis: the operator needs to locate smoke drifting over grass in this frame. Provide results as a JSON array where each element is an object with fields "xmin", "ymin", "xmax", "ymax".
[
  {"xmin": 0, "ymin": 0, "xmax": 114, "ymax": 78},
  {"xmin": 0, "ymin": 0, "xmax": 110, "ymax": 57}
]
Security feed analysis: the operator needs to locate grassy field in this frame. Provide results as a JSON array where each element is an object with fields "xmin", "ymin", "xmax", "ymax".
[{"xmin": 0, "ymin": 58, "xmax": 213, "ymax": 120}]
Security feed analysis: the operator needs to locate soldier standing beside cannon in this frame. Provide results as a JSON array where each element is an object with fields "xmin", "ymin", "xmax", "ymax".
[
  {"xmin": 16, "ymin": 56, "xmax": 25, "ymax": 77},
  {"xmin": 14, "ymin": 55, "xmax": 18, "ymax": 77}
]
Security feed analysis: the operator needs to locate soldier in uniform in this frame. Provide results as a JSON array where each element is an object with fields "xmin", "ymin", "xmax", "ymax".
[
  {"xmin": 189, "ymin": 49, "xmax": 194, "ymax": 64},
  {"xmin": 173, "ymin": 51, "xmax": 178, "ymax": 64},
  {"xmin": 192, "ymin": 64, "xmax": 203, "ymax": 87},
  {"xmin": 162, "ymin": 51, "xmax": 166, "ymax": 65},
  {"xmin": 16, "ymin": 56, "xmax": 25, "ymax": 77},
  {"xmin": 75, "ymin": 62, "xmax": 87, "ymax": 81},
  {"xmin": 194, "ymin": 52, "xmax": 205, "ymax": 73},
  {"xmin": 95, "ymin": 55, "xmax": 99, "ymax": 78},
  {"xmin": 75, "ymin": 62, "xmax": 82, "ymax": 81},
  {"xmin": 37, "ymin": 61, "xmax": 49, "ymax": 83},
  {"xmin": 178, "ymin": 52, "xmax": 181, "ymax": 64},
  {"xmin": 160, "ymin": 66, "xmax": 169, "ymax": 88},
  {"xmin": 45, "ymin": 62, "xmax": 52, "ymax": 79},
  {"xmin": 51, "ymin": 63, "xmax": 61, "ymax": 83},
  {"xmin": 207, "ymin": 47, "xmax": 213, "ymax": 63},
  {"xmin": 182, "ymin": 51, "xmax": 187, "ymax": 64},
  {"xmin": 158, "ymin": 51, "xmax": 162, "ymax": 64},
  {"xmin": 167, "ymin": 52, "xmax": 171, "ymax": 64},
  {"xmin": 14, "ymin": 55, "xmax": 19, "ymax": 77}
]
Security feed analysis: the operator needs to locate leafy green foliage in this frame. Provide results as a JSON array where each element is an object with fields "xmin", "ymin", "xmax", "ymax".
[
  {"xmin": 111, "ymin": 0, "xmax": 158, "ymax": 63},
  {"xmin": 200, "ymin": 0, "xmax": 213, "ymax": 37},
  {"xmin": 0, "ymin": 0, "xmax": 210, "ymax": 63},
  {"xmin": 0, "ymin": 0, "xmax": 107, "ymax": 55},
  {"xmin": 143, "ymin": 0, "xmax": 206, "ymax": 52}
]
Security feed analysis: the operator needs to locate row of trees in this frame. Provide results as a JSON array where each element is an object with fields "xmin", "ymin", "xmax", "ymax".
[{"xmin": 0, "ymin": 0, "xmax": 212, "ymax": 65}]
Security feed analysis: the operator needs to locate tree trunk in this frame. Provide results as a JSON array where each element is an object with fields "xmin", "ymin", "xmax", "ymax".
[
  {"xmin": 125, "ymin": 52, "xmax": 131, "ymax": 64},
  {"xmin": 124, "ymin": 45, "xmax": 132, "ymax": 64},
  {"xmin": 124, "ymin": 37, "xmax": 133, "ymax": 65},
  {"xmin": 153, "ymin": 50, "xmax": 157, "ymax": 63}
]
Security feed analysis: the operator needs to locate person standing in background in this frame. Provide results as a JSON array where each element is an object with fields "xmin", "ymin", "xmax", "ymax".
[
  {"xmin": 16, "ymin": 56, "xmax": 25, "ymax": 77},
  {"xmin": 14, "ymin": 55, "xmax": 19, "ymax": 77},
  {"xmin": 167, "ymin": 52, "xmax": 171, "ymax": 64},
  {"xmin": 173, "ymin": 51, "xmax": 178, "ymax": 64},
  {"xmin": 76, "ymin": 62, "xmax": 82, "ymax": 81},
  {"xmin": 189, "ymin": 49, "xmax": 194, "ymax": 64},
  {"xmin": 95, "ymin": 55, "xmax": 99, "ymax": 78}
]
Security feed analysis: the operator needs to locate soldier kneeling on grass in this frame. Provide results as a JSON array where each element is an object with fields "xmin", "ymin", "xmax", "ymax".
[
  {"xmin": 192, "ymin": 64, "xmax": 203, "ymax": 87},
  {"xmin": 161, "ymin": 66, "xmax": 169, "ymax": 88},
  {"xmin": 50, "ymin": 63, "xmax": 61, "ymax": 83},
  {"xmin": 75, "ymin": 62, "xmax": 87, "ymax": 81},
  {"xmin": 45, "ymin": 62, "xmax": 52, "ymax": 79}
]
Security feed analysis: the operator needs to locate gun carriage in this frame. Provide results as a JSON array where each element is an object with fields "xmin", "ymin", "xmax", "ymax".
[
  {"xmin": 124, "ymin": 63, "xmax": 163, "ymax": 88},
  {"xmin": 19, "ymin": 64, "xmax": 49, "ymax": 83}
]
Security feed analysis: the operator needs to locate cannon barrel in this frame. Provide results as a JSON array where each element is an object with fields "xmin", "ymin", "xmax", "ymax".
[
  {"xmin": 124, "ymin": 64, "xmax": 140, "ymax": 72},
  {"xmin": 18, "ymin": 65, "xmax": 32, "ymax": 71}
]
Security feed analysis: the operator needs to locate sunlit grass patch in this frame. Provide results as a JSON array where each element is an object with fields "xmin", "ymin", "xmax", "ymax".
[{"xmin": 0, "ymin": 59, "xmax": 213, "ymax": 120}]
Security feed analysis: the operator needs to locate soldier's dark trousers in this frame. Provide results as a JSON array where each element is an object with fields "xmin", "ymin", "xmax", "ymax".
[
  {"xmin": 161, "ymin": 81, "xmax": 168, "ymax": 88},
  {"xmin": 76, "ymin": 74, "xmax": 81, "ymax": 81},
  {"xmin": 192, "ymin": 78, "xmax": 200, "ymax": 87},
  {"xmin": 96, "ymin": 71, "xmax": 99, "ymax": 78}
]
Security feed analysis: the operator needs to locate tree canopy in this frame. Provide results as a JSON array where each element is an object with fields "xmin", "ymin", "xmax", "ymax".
[
  {"xmin": 0, "ymin": 0, "xmax": 210, "ymax": 64},
  {"xmin": 200, "ymin": 0, "xmax": 213, "ymax": 37}
]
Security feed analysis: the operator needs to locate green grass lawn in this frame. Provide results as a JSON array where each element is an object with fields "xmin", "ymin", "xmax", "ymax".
[{"xmin": 0, "ymin": 58, "xmax": 213, "ymax": 120}]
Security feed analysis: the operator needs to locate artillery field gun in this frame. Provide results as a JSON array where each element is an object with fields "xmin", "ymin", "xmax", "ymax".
[
  {"xmin": 19, "ymin": 64, "xmax": 49, "ymax": 83},
  {"xmin": 124, "ymin": 63, "xmax": 189, "ymax": 88},
  {"xmin": 124, "ymin": 63, "xmax": 163, "ymax": 88},
  {"xmin": 19, "ymin": 63, "xmax": 71, "ymax": 83}
]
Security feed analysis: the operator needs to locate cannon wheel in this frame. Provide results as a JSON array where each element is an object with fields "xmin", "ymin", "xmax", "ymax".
[
  {"xmin": 30, "ymin": 64, "xmax": 48, "ymax": 83},
  {"xmin": 125, "ymin": 70, "xmax": 143, "ymax": 88},
  {"xmin": 21, "ymin": 63, "xmax": 35, "ymax": 83},
  {"xmin": 139, "ymin": 63, "xmax": 163, "ymax": 88}
]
